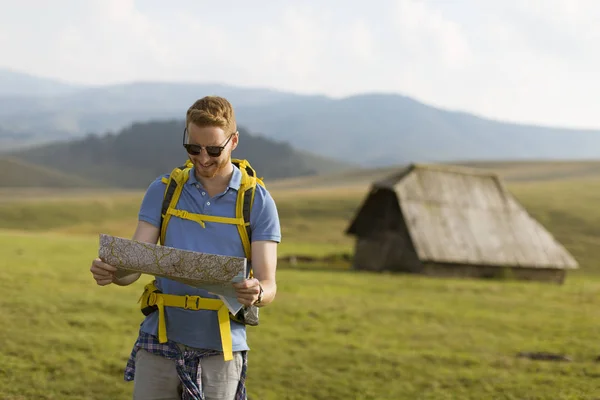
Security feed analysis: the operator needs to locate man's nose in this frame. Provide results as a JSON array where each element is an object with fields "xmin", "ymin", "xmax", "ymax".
[{"xmin": 196, "ymin": 149, "xmax": 211, "ymax": 162}]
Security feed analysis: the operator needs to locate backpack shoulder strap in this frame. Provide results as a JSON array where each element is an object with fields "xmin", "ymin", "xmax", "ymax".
[
  {"xmin": 159, "ymin": 160, "xmax": 193, "ymax": 245},
  {"xmin": 232, "ymin": 159, "xmax": 264, "ymax": 268}
]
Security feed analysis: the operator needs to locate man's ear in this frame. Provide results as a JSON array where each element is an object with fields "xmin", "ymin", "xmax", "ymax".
[{"xmin": 230, "ymin": 131, "xmax": 239, "ymax": 151}]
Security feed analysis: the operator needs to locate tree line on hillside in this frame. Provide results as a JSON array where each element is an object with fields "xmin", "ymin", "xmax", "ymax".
[{"xmin": 8, "ymin": 120, "xmax": 321, "ymax": 188}]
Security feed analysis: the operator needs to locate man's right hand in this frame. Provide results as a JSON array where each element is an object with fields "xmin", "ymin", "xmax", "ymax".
[
  {"xmin": 90, "ymin": 257, "xmax": 117, "ymax": 286},
  {"xmin": 90, "ymin": 220, "xmax": 158, "ymax": 287}
]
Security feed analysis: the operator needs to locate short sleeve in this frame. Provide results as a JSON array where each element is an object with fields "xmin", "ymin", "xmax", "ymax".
[
  {"xmin": 250, "ymin": 187, "xmax": 281, "ymax": 243},
  {"xmin": 138, "ymin": 175, "xmax": 168, "ymax": 228}
]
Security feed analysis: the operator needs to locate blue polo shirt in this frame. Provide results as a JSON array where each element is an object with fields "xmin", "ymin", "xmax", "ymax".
[{"xmin": 136, "ymin": 163, "xmax": 281, "ymax": 352}]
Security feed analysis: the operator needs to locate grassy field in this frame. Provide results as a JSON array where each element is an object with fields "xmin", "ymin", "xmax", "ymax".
[
  {"xmin": 0, "ymin": 157, "xmax": 103, "ymax": 188},
  {"xmin": 3, "ymin": 165, "xmax": 600, "ymax": 398},
  {"xmin": 268, "ymin": 159, "xmax": 600, "ymax": 190}
]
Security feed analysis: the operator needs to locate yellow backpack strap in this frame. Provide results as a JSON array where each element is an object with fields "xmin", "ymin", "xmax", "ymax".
[
  {"xmin": 138, "ymin": 279, "xmax": 234, "ymax": 361},
  {"xmin": 139, "ymin": 280, "xmax": 161, "ymax": 316},
  {"xmin": 235, "ymin": 186, "xmax": 252, "ymax": 260},
  {"xmin": 159, "ymin": 161, "xmax": 192, "ymax": 245},
  {"xmin": 232, "ymin": 159, "xmax": 264, "ymax": 278}
]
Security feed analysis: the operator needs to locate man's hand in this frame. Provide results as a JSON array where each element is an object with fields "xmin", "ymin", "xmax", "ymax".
[
  {"xmin": 233, "ymin": 278, "xmax": 262, "ymax": 306},
  {"xmin": 89, "ymin": 220, "xmax": 158, "ymax": 287},
  {"xmin": 90, "ymin": 258, "xmax": 118, "ymax": 286}
]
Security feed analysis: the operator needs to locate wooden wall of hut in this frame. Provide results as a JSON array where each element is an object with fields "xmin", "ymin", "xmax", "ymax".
[{"xmin": 348, "ymin": 188, "xmax": 421, "ymax": 272}]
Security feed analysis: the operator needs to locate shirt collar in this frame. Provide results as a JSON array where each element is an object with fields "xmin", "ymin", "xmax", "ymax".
[{"xmin": 186, "ymin": 163, "xmax": 242, "ymax": 191}]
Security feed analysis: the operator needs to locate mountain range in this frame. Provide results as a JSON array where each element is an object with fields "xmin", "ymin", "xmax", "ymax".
[
  {"xmin": 3, "ymin": 120, "xmax": 351, "ymax": 188},
  {"xmin": 2, "ymin": 68, "xmax": 600, "ymax": 167}
]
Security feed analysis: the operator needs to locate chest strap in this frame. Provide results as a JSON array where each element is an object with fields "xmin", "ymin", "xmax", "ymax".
[
  {"xmin": 140, "ymin": 282, "xmax": 233, "ymax": 361},
  {"xmin": 165, "ymin": 208, "xmax": 248, "ymax": 229}
]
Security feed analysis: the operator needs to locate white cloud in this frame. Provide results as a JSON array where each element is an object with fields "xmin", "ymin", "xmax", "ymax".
[
  {"xmin": 515, "ymin": 0, "xmax": 600, "ymax": 27},
  {"xmin": 1, "ymin": 0, "xmax": 600, "ymax": 128},
  {"xmin": 44, "ymin": 0, "xmax": 179, "ymax": 83},
  {"xmin": 347, "ymin": 19, "xmax": 376, "ymax": 63},
  {"xmin": 0, "ymin": 26, "xmax": 7, "ymax": 49},
  {"xmin": 104, "ymin": 0, "xmax": 137, "ymax": 22},
  {"xmin": 262, "ymin": 6, "xmax": 325, "ymax": 83},
  {"xmin": 393, "ymin": 0, "xmax": 473, "ymax": 69},
  {"xmin": 453, "ymin": 1, "xmax": 600, "ymax": 127},
  {"xmin": 175, "ymin": 5, "xmax": 332, "ymax": 93}
]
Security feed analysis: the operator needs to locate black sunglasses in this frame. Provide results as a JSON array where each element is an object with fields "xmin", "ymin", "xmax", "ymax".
[{"xmin": 182, "ymin": 128, "xmax": 235, "ymax": 157}]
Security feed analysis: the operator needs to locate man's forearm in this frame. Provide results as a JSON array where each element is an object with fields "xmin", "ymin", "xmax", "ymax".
[{"xmin": 250, "ymin": 240, "xmax": 278, "ymax": 306}]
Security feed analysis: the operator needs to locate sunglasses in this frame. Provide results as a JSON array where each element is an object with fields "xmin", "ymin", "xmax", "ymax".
[{"xmin": 182, "ymin": 128, "xmax": 235, "ymax": 157}]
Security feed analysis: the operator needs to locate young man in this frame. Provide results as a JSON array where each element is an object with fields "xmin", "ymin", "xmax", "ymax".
[{"xmin": 90, "ymin": 96, "xmax": 281, "ymax": 400}]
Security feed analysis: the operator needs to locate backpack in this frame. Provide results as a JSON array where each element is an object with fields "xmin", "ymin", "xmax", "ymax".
[{"xmin": 139, "ymin": 158, "xmax": 264, "ymax": 326}]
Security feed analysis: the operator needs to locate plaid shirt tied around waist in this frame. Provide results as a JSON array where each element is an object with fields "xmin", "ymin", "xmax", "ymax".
[{"xmin": 124, "ymin": 330, "xmax": 248, "ymax": 400}]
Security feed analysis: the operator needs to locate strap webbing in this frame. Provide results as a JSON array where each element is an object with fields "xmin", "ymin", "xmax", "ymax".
[
  {"xmin": 243, "ymin": 187, "xmax": 253, "ymax": 243},
  {"xmin": 160, "ymin": 167, "xmax": 190, "ymax": 245},
  {"xmin": 166, "ymin": 208, "xmax": 246, "ymax": 229},
  {"xmin": 146, "ymin": 292, "xmax": 233, "ymax": 361}
]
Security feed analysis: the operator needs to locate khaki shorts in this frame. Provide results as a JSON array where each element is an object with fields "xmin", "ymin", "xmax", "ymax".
[{"xmin": 132, "ymin": 346, "xmax": 243, "ymax": 400}]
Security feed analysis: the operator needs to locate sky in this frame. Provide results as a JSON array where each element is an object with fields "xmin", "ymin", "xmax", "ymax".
[{"xmin": 0, "ymin": 0, "xmax": 598, "ymax": 129}]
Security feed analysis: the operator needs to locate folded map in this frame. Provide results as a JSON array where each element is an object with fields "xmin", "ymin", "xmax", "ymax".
[{"xmin": 98, "ymin": 234, "xmax": 247, "ymax": 314}]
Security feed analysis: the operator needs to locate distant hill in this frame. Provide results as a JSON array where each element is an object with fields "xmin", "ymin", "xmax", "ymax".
[
  {"xmin": 0, "ymin": 157, "xmax": 101, "ymax": 188},
  {"xmin": 268, "ymin": 160, "xmax": 600, "ymax": 191},
  {"xmin": 234, "ymin": 94, "xmax": 600, "ymax": 166},
  {"xmin": 2, "ymin": 70, "xmax": 600, "ymax": 166},
  {"xmin": 0, "ymin": 68, "xmax": 83, "ymax": 97},
  {"xmin": 5, "ymin": 120, "xmax": 353, "ymax": 188},
  {"xmin": 0, "ymin": 79, "xmax": 324, "ymax": 150}
]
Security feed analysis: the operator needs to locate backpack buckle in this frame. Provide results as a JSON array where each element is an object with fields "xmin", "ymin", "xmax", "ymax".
[{"xmin": 184, "ymin": 295, "xmax": 201, "ymax": 310}]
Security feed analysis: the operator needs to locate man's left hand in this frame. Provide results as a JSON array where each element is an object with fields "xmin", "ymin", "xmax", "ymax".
[{"xmin": 233, "ymin": 278, "xmax": 261, "ymax": 306}]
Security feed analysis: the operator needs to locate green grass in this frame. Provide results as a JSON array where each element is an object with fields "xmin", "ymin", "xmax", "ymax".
[
  {"xmin": 4, "ymin": 175, "xmax": 600, "ymax": 398},
  {"xmin": 0, "ymin": 193, "xmax": 142, "ymax": 232},
  {"xmin": 508, "ymin": 179, "xmax": 600, "ymax": 275},
  {"xmin": 0, "ymin": 186, "xmax": 364, "ymax": 257},
  {"xmin": 2, "ymin": 232, "xmax": 600, "ymax": 399},
  {"xmin": 2, "ymin": 178, "xmax": 600, "ymax": 271}
]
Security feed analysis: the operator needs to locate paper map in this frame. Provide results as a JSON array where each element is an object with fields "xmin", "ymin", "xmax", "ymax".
[{"xmin": 98, "ymin": 234, "xmax": 247, "ymax": 314}]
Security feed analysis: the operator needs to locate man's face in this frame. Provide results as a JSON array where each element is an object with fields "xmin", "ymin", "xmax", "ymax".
[{"xmin": 185, "ymin": 123, "xmax": 238, "ymax": 179}]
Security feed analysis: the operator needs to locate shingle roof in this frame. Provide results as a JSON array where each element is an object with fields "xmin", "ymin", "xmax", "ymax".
[{"xmin": 352, "ymin": 163, "xmax": 578, "ymax": 269}]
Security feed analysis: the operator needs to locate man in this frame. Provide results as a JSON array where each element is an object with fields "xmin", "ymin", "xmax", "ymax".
[{"xmin": 90, "ymin": 96, "xmax": 281, "ymax": 400}]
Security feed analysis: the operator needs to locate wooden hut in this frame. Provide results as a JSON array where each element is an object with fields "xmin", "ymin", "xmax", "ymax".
[{"xmin": 345, "ymin": 163, "xmax": 578, "ymax": 284}]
